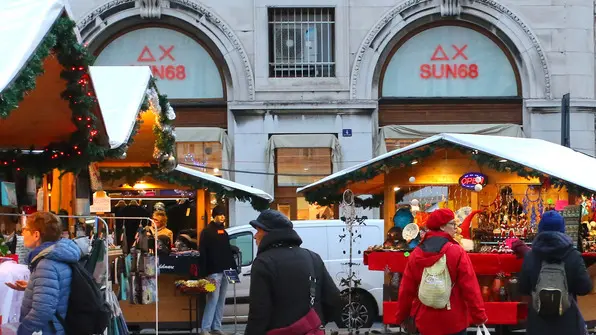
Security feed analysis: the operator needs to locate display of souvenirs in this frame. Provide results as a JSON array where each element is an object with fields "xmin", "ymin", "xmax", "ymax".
[
  {"xmin": 175, "ymin": 278, "xmax": 217, "ymax": 294},
  {"xmin": 581, "ymin": 221, "xmax": 596, "ymax": 252}
]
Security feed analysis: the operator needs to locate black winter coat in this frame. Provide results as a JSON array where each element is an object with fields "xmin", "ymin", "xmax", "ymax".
[
  {"xmin": 198, "ymin": 221, "xmax": 236, "ymax": 277},
  {"xmin": 244, "ymin": 229, "xmax": 342, "ymax": 335},
  {"xmin": 519, "ymin": 231, "xmax": 592, "ymax": 335}
]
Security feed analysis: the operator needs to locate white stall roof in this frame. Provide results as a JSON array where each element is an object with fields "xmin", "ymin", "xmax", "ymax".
[
  {"xmin": 0, "ymin": 0, "xmax": 65, "ymax": 93},
  {"xmin": 89, "ymin": 66, "xmax": 152, "ymax": 149},
  {"xmin": 297, "ymin": 133, "xmax": 596, "ymax": 193},
  {"xmin": 175, "ymin": 165, "xmax": 274, "ymax": 202}
]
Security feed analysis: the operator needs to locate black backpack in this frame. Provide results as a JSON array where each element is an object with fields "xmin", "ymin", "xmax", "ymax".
[{"xmin": 56, "ymin": 262, "xmax": 111, "ymax": 334}]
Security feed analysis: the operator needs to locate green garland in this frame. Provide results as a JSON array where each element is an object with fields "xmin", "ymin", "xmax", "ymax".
[
  {"xmin": 0, "ymin": 17, "xmax": 103, "ymax": 175},
  {"xmin": 99, "ymin": 167, "xmax": 271, "ymax": 211},
  {"xmin": 303, "ymin": 140, "xmax": 593, "ymax": 208},
  {"xmin": 0, "ymin": 18, "xmax": 177, "ymax": 177}
]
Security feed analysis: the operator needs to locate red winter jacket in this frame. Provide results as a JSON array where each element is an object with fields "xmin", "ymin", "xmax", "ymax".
[{"xmin": 395, "ymin": 231, "xmax": 487, "ymax": 335}]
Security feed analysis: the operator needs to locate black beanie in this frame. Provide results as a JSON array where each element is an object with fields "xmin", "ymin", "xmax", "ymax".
[{"xmin": 212, "ymin": 205, "xmax": 226, "ymax": 218}]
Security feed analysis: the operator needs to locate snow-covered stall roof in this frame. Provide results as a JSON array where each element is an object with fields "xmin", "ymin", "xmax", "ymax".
[
  {"xmin": 0, "ymin": 0, "xmax": 64, "ymax": 93},
  {"xmin": 175, "ymin": 165, "xmax": 274, "ymax": 202},
  {"xmin": 89, "ymin": 66, "xmax": 152, "ymax": 149},
  {"xmin": 297, "ymin": 133, "xmax": 596, "ymax": 193}
]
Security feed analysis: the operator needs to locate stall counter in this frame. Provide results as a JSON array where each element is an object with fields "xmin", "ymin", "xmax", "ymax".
[{"xmin": 366, "ymin": 251, "xmax": 596, "ymax": 326}]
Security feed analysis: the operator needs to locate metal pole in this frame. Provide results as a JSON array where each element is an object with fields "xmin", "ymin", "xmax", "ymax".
[{"xmin": 233, "ymin": 281, "xmax": 238, "ymax": 334}]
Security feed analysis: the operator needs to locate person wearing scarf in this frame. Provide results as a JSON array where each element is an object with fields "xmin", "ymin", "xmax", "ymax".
[{"xmin": 395, "ymin": 208, "xmax": 487, "ymax": 335}]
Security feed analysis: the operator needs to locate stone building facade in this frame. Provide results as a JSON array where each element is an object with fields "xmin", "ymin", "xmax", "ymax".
[{"xmin": 68, "ymin": 0, "xmax": 596, "ymax": 225}]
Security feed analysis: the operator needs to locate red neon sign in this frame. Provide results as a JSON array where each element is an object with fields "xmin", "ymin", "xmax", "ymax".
[
  {"xmin": 420, "ymin": 44, "xmax": 478, "ymax": 80},
  {"xmin": 136, "ymin": 45, "xmax": 186, "ymax": 81}
]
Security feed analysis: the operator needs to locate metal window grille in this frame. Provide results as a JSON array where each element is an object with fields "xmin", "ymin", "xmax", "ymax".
[{"xmin": 268, "ymin": 7, "xmax": 336, "ymax": 78}]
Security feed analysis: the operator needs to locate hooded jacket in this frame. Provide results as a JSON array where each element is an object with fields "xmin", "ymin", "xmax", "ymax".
[
  {"xmin": 18, "ymin": 239, "xmax": 82, "ymax": 335},
  {"xmin": 244, "ymin": 228, "xmax": 342, "ymax": 335},
  {"xmin": 519, "ymin": 231, "xmax": 592, "ymax": 335},
  {"xmin": 396, "ymin": 231, "xmax": 487, "ymax": 335}
]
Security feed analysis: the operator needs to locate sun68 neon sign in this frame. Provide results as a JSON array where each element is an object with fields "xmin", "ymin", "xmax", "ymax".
[
  {"xmin": 420, "ymin": 45, "xmax": 478, "ymax": 79},
  {"xmin": 136, "ymin": 45, "xmax": 186, "ymax": 81}
]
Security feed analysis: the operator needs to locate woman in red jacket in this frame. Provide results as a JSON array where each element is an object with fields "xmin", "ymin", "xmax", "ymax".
[{"xmin": 395, "ymin": 209, "xmax": 487, "ymax": 335}]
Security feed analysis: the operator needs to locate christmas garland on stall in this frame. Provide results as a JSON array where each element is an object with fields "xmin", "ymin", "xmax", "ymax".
[
  {"xmin": 303, "ymin": 140, "xmax": 594, "ymax": 208},
  {"xmin": 0, "ymin": 17, "xmax": 177, "ymax": 176},
  {"xmin": 99, "ymin": 167, "xmax": 271, "ymax": 211},
  {"xmin": 0, "ymin": 17, "xmax": 104, "ymax": 175}
]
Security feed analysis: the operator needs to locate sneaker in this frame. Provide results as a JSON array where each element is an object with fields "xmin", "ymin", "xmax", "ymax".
[
  {"xmin": 210, "ymin": 331, "xmax": 228, "ymax": 335},
  {"xmin": 199, "ymin": 331, "xmax": 211, "ymax": 335}
]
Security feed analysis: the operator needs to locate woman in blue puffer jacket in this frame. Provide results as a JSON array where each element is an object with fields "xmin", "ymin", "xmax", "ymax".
[{"xmin": 9, "ymin": 212, "xmax": 82, "ymax": 335}]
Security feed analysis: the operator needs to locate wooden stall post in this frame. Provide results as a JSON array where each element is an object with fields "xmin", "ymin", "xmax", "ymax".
[
  {"xmin": 196, "ymin": 189, "xmax": 206, "ymax": 235},
  {"xmin": 383, "ymin": 182, "xmax": 396, "ymax": 236}
]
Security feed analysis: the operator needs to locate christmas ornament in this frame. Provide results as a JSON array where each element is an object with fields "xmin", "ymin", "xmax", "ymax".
[
  {"xmin": 409, "ymin": 176, "xmax": 416, "ymax": 183},
  {"xmin": 161, "ymin": 155, "xmax": 176, "ymax": 172},
  {"xmin": 474, "ymin": 184, "xmax": 483, "ymax": 192},
  {"xmin": 119, "ymin": 152, "xmax": 127, "ymax": 159},
  {"xmin": 475, "ymin": 176, "xmax": 482, "ymax": 183}
]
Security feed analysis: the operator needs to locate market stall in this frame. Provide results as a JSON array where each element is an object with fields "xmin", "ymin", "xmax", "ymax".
[
  {"xmin": 90, "ymin": 79, "xmax": 272, "ymax": 330},
  {"xmin": 297, "ymin": 133, "xmax": 596, "ymax": 331},
  {"xmin": 0, "ymin": 0, "xmax": 192, "ymax": 332}
]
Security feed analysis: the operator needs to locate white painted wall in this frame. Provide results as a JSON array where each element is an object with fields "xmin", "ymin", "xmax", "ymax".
[{"xmin": 69, "ymin": 0, "xmax": 596, "ymax": 225}]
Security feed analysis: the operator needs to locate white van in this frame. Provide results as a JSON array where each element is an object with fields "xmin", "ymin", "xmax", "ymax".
[{"xmin": 222, "ymin": 219, "xmax": 385, "ymax": 328}]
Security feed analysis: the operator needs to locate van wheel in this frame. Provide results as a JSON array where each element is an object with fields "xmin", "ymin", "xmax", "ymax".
[{"xmin": 335, "ymin": 292, "xmax": 376, "ymax": 329}]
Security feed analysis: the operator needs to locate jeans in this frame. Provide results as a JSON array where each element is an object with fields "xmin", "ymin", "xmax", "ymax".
[{"xmin": 201, "ymin": 273, "xmax": 228, "ymax": 331}]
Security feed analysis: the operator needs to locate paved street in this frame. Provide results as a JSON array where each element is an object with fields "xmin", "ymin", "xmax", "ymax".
[{"xmin": 137, "ymin": 323, "xmax": 531, "ymax": 334}]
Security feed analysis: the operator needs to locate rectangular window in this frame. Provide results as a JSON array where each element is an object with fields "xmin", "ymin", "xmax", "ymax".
[
  {"xmin": 268, "ymin": 7, "xmax": 335, "ymax": 78},
  {"xmin": 276, "ymin": 148, "xmax": 332, "ymax": 187},
  {"xmin": 176, "ymin": 142, "xmax": 223, "ymax": 176},
  {"xmin": 229, "ymin": 232, "xmax": 254, "ymax": 266},
  {"xmin": 385, "ymin": 138, "xmax": 421, "ymax": 152}
]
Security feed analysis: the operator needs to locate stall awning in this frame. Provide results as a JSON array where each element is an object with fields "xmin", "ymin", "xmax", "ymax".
[
  {"xmin": 89, "ymin": 66, "xmax": 152, "ymax": 149},
  {"xmin": 0, "ymin": 0, "xmax": 64, "ymax": 93},
  {"xmin": 297, "ymin": 133, "xmax": 596, "ymax": 194},
  {"xmin": 175, "ymin": 165, "xmax": 273, "ymax": 202}
]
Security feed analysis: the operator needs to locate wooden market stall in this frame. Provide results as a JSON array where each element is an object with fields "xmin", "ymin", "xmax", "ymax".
[
  {"xmin": 0, "ymin": 0, "xmax": 158, "ymax": 232},
  {"xmin": 91, "ymin": 81, "xmax": 273, "ymax": 330},
  {"xmin": 297, "ymin": 133, "xmax": 596, "ymax": 332}
]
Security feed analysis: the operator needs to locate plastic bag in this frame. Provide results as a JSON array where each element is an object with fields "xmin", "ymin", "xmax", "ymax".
[{"xmin": 476, "ymin": 324, "xmax": 491, "ymax": 335}]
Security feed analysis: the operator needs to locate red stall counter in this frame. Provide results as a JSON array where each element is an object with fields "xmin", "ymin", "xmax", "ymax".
[
  {"xmin": 365, "ymin": 251, "xmax": 524, "ymax": 275},
  {"xmin": 367, "ymin": 251, "xmax": 596, "ymax": 326},
  {"xmin": 365, "ymin": 251, "xmax": 526, "ymax": 325}
]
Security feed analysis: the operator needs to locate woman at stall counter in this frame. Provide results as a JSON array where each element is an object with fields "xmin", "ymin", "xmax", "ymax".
[
  {"xmin": 6, "ymin": 211, "xmax": 82, "ymax": 335},
  {"xmin": 395, "ymin": 208, "xmax": 487, "ymax": 335},
  {"xmin": 148, "ymin": 210, "xmax": 174, "ymax": 244}
]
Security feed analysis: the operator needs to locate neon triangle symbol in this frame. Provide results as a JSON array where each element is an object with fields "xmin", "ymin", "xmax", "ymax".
[
  {"xmin": 137, "ymin": 46, "xmax": 156, "ymax": 62},
  {"xmin": 430, "ymin": 45, "xmax": 450, "ymax": 61}
]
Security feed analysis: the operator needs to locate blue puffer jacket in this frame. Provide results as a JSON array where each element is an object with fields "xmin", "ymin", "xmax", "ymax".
[{"xmin": 18, "ymin": 239, "xmax": 82, "ymax": 335}]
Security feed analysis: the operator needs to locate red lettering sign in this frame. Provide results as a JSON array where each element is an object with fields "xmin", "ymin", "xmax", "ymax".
[
  {"xmin": 136, "ymin": 46, "xmax": 186, "ymax": 81},
  {"xmin": 137, "ymin": 46, "xmax": 156, "ymax": 62},
  {"xmin": 420, "ymin": 44, "xmax": 478, "ymax": 80}
]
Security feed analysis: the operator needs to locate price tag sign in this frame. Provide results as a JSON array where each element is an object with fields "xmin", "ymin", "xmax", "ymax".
[{"xmin": 224, "ymin": 269, "xmax": 240, "ymax": 284}]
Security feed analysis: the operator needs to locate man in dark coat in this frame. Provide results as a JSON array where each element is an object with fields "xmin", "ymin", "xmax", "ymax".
[
  {"xmin": 520, "ymin": 210, "xmax": 592, "ymax": 335},
  {"xmin": 198, "ymin": 205, "xmax": 236, "ymax": 335},
  {"xmin": 244, "ymin": 210, "xmax": 342, "ymax": 335}
]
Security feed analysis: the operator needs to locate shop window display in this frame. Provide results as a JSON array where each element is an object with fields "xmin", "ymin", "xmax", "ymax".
[
  {"xmin": 177, "ymin": 142, "xmax": 223, "ymax": 177},
  {"xmin": 276, "ymin": 148, "xmax": 332, "ymax": 187}
]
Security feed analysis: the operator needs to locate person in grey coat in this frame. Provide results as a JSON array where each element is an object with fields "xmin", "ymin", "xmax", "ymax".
[{"xmin": 6, "ymin": 212, "xmax": 81, "ymax": 335}]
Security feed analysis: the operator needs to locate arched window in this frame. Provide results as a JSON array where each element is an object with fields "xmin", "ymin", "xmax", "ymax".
[
  {"xmin": 95, "ymin": 27, "xmax": 224, "ymax": 99},
  {"xmin": 381, "ymin": 25, "xmax": 519, "ymax": 97}
]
